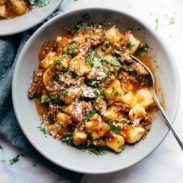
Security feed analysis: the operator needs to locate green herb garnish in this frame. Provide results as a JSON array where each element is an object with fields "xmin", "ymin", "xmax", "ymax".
[
  {"xmin": 103, "ymin": 90, "xmax": 109, "ymax": 99},
  {"xmin": 109, "ymin": 121, "xmax": 120, "ymax": 134},
  {"xmin": 78, "ymin": 145, "xmax": 109, "ymax": 155},
  {"xmin": 61, "ymin": 124, "xmax": 66, "ymax": 129},
  {"xmin": 30, "ymin": 0, "xmax": 51, "ymax": 8},
  {"xmin": 50, "ymin": 94, "xmax": 57, "ymax": 100},
  {"xmin": 105, "ymin": 42, "xmax": 111, "ymax": 49},
  {"xmin": 93, "ymin": 57, "xmax": 102, "ymax": 67},
  {"xmin": 67, "ymin": 42, "xmax": 79, "ymax": 56},
  {"xmin": 155, "ymin": 18, "xmax": 159, "ymax": 31},
  {"xmin": 87, "ymin": 109, "xmax": 97, "ymax": 119},
  {"xmin": 54, "ymin": 55, "xmax": 65, "ymax": 66},
  {"xmin": 102, "ymin": 55, "xmax": 121, "ymax": 66},
  {"xmin": 88, "ymin": 80, "xmax": 97, "ymax": 86},
  {"xmin": 41, "ymin": 95, "xmax": 50, "ymax": 103},
  {"xmin": 61, "ymin": 134, "xmax": 109, "ymax": 155},
  {"xmin": 136, "ymin": 43, "xmax": 149, "ymax": 56},
  {"xmin": 37, "ymin": 121, "xmax": 47, "ymax": 135},
  {"xmin": 63, "ymin": 91, "xmax": 69, "ymax": 97},
  {"xmin": 126, "ymin": 41, "xmax": 135, "ymax": 48},
  {"xmin": 73, "ymin": 14, "xmax": 93, "ymax": 32},
  {"xmin": 114, "ymin": 49, "xmax": 123, "ymax": 56},
  {"xmin": 93, "ymin": 89, "xmax": 100, "ymax": 98},
  {"xmin": 112, "ymin": 87, "xmax": 119, "ymax": 96},
  {"xmin": 9, "ymin": 155, "xmax": 20, "ymax": 165},
  {"xmin": 86, "ymin": 51, "xmax": 95, "ymax": 66},
  {"xmin": 48, "ymin": 115, "xmax": 55, "ymax": 123},
  {"xmin": 68, "ymin": 70, "xmax": 77, "ymax": 78},
  {"xmin": 62, "ymin": 134, "xmax": 73, "ymax": 144},
  {"xmin": 113, "ymin": 91, "xmax": 119, "ymax": 96},
  {"xmin": 128, "ymin": 66, "xmax": 135, "ymax": 72},
  {"xmin": 86, "ymin": 51, "xmax": 102, "ymax": 67}
]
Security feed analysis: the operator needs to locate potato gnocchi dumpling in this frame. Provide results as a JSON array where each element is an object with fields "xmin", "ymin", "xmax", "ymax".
[
  {"xmin": 106, "ymin": 133, "xmax": 125, "ymax": 153},
  {"xmin": 0, "ymin": 0, "xmax": 50, "ymax": 19},
  {"xmin": 121, "ymin": 126, "xmax": 145, "ymax": 144},
  {"xmin": 28, "ymin": 15, "xmax": 156, "ymax": 154}
]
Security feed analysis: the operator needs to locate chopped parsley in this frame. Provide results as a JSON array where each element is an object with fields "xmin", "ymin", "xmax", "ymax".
[
  {"xmin": 155, "ymin": 18, "xmax": 159, "ymax": 31},
  {"xmin": 68, "ymin": 70, "xmax": 77, "ymax": 78},
  {"xmin": 30, "ymin": 0, "xmax": 51, "ymax": 8},
  {"xmin": 63, "ymin": 91, "xmax": 69, "ymax": 97},
  {"xmin": 136, "ymin": 43, "xmax": 149, "ymax": 56},
  {"xmin": 37, "ymin": 121, "xmax": 47, "ymax": 136},
  {"xmin": 128, "ymin": 66, "xmax": 135, "ymax": 72},
  {"xmin": 68, "ymin": 42, "xmax": 79, "ymax": 56},
  {"xmin": 109, "ymin": 121, "xmax": 120, "ymax": 134},
  {"xmin": 9, "ymin": 155, "xmax": 20, "ymax": 165},
  {"xmin": 82, "ymin": 109, "xmax": 97, "ymax": 122},
  {"xmin": 86, "ymin": 51, "xmax": 102, "ymax": 67},
  {"xmin": 93, "ymin": 57, "xmax": 102, "ymax": 67},
  {"xmin": 103, "ymin": 90, "xmax": 109, "ymax": 99},
  {"xmin": 93, "ymin": 89, "xmax": 100, "ymax": 98},
  {"xmin": 50, "ymin": 94, "xmax": 57, "ymax": 100},
  {"xmin": 78, "ymin": 145, "xmax": 109, "ymax": 155},
  {"xmin": 73, "ymin": 14, "xmax": 93, "ymax": 32},
  {"xmin": 47, "ymin": 115, "xmax": 55, "ymax": 123},
  {"xmin": 54, "ymin": 55, "xmax": 65, "ymax": 65},
  {"xmin": 41, "ymin": 95, "xmax": 50, "ymax": 103},
  {"xmin": 61, "ymin": 124, "xmax": 66, "ymax": 129},
  {"xmin": 87, "ymin": 109, "xmax": 97, "ymax": 119},
  {"xmin": 61, "ymin": 135, "xmax": 109, "ymax": 155},
  {"xmin": 88, "ymin": 80, "xmax": 97, "ymax": 86},
  {"xmin": 105, "ymin": 42, "xmax": 111, "ymax": 49},
  {"xmin": 86, "ymin": 51, "xmax": 95, "ymax": 66},
  {"xmin": 112, "ymin": 87, "xmax": 119, "ymax": 96},
  {"xmin": 126, "ymin": 41, "xmax": 135, "ymax": 49},
  {"xmin": 113, "ymin": 91, "xmax": 119, "ymax": 96},
  {"xmin": 102, "ymin": 55, "xmax": 121, "ymax": 66},
  {"xmin": 114, "ymin": 49, "xmax": 123, "ymax": 56},
  {"xmin": 62, "ymin": 134, "xmax": 73, "ymax": 144}
]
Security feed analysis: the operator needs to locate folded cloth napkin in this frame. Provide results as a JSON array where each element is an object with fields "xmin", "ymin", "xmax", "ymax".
[{"xmin": 0, "ymin": 16, "xmax": 83, "ymax": 183}]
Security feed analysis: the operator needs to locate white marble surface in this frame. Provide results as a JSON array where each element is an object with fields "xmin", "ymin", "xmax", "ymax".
[{"xmin": 0, "ymin": 0, "xmax": 183, "ymax": 183}]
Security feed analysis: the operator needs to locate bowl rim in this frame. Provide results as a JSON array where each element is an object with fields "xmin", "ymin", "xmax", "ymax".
[
  {"xmin": 12, "ymin": 7, "xmax": 181, "ymax": 174},
  {"xmin": 0, "ymin": 0, "xmax": 63, "ymax": 36}
]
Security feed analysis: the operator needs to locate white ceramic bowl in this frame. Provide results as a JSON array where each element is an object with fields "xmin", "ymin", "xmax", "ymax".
[
  {"xmin": 12, "ymin": 8, "xmax": 180, "ymax": 174},
  {"xmin": 0, "ymin": 0, "xmax": 63, "ymax": 36}
]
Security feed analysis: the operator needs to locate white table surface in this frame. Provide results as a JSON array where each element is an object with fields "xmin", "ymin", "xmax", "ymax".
[{"xmin": 0, "ymin": 0, "xmax": 183, "ymax": 183}]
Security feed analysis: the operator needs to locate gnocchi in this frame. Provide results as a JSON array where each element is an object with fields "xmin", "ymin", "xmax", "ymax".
[
  {"xmin": 0, "ymin": 0, "xmax": 50, "ymax": 19},
  {"xmin": 105, "ymin": 26, "xmax": 122, "ymax": 44},
  {"xmin": 121, "ymin": 126, "xmax": 145, "ymax": 144},
  {"xmin": 106, "ymin": 133, "xmax": 125, "ymax": 153},
  {"xmin": 136, "ymin": 89, "xmax": 154, "ymax": 109}
]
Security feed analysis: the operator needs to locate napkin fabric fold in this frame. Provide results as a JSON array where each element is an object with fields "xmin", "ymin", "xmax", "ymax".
[{"xmin": 0, "ymin": 20, "xmax": 82, "ymax": 183}]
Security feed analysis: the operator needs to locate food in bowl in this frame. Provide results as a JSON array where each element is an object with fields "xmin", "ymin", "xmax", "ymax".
[
  {"xmin": 0, "ymin": 0, "xmax": 50, "ymax": 19},
  {"xmin": 28, "ymin": 15, "xmax": 156, "ymax": 154}
]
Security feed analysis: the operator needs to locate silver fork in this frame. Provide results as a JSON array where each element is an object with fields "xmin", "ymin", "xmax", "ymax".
[{"xmin": 131, "ymin": 55, "xmax": 183, "ymax": 151}]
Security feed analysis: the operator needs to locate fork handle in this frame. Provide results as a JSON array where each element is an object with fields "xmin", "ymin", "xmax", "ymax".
[{"xmin": 153, "ymin": 94, "xmax": 183, "ymax": 151}]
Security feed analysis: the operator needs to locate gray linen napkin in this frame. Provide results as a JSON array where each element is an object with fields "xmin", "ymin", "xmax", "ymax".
[{"xmin": 0, "ymin": 22, "xmax": 82, "ymax": 183}]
